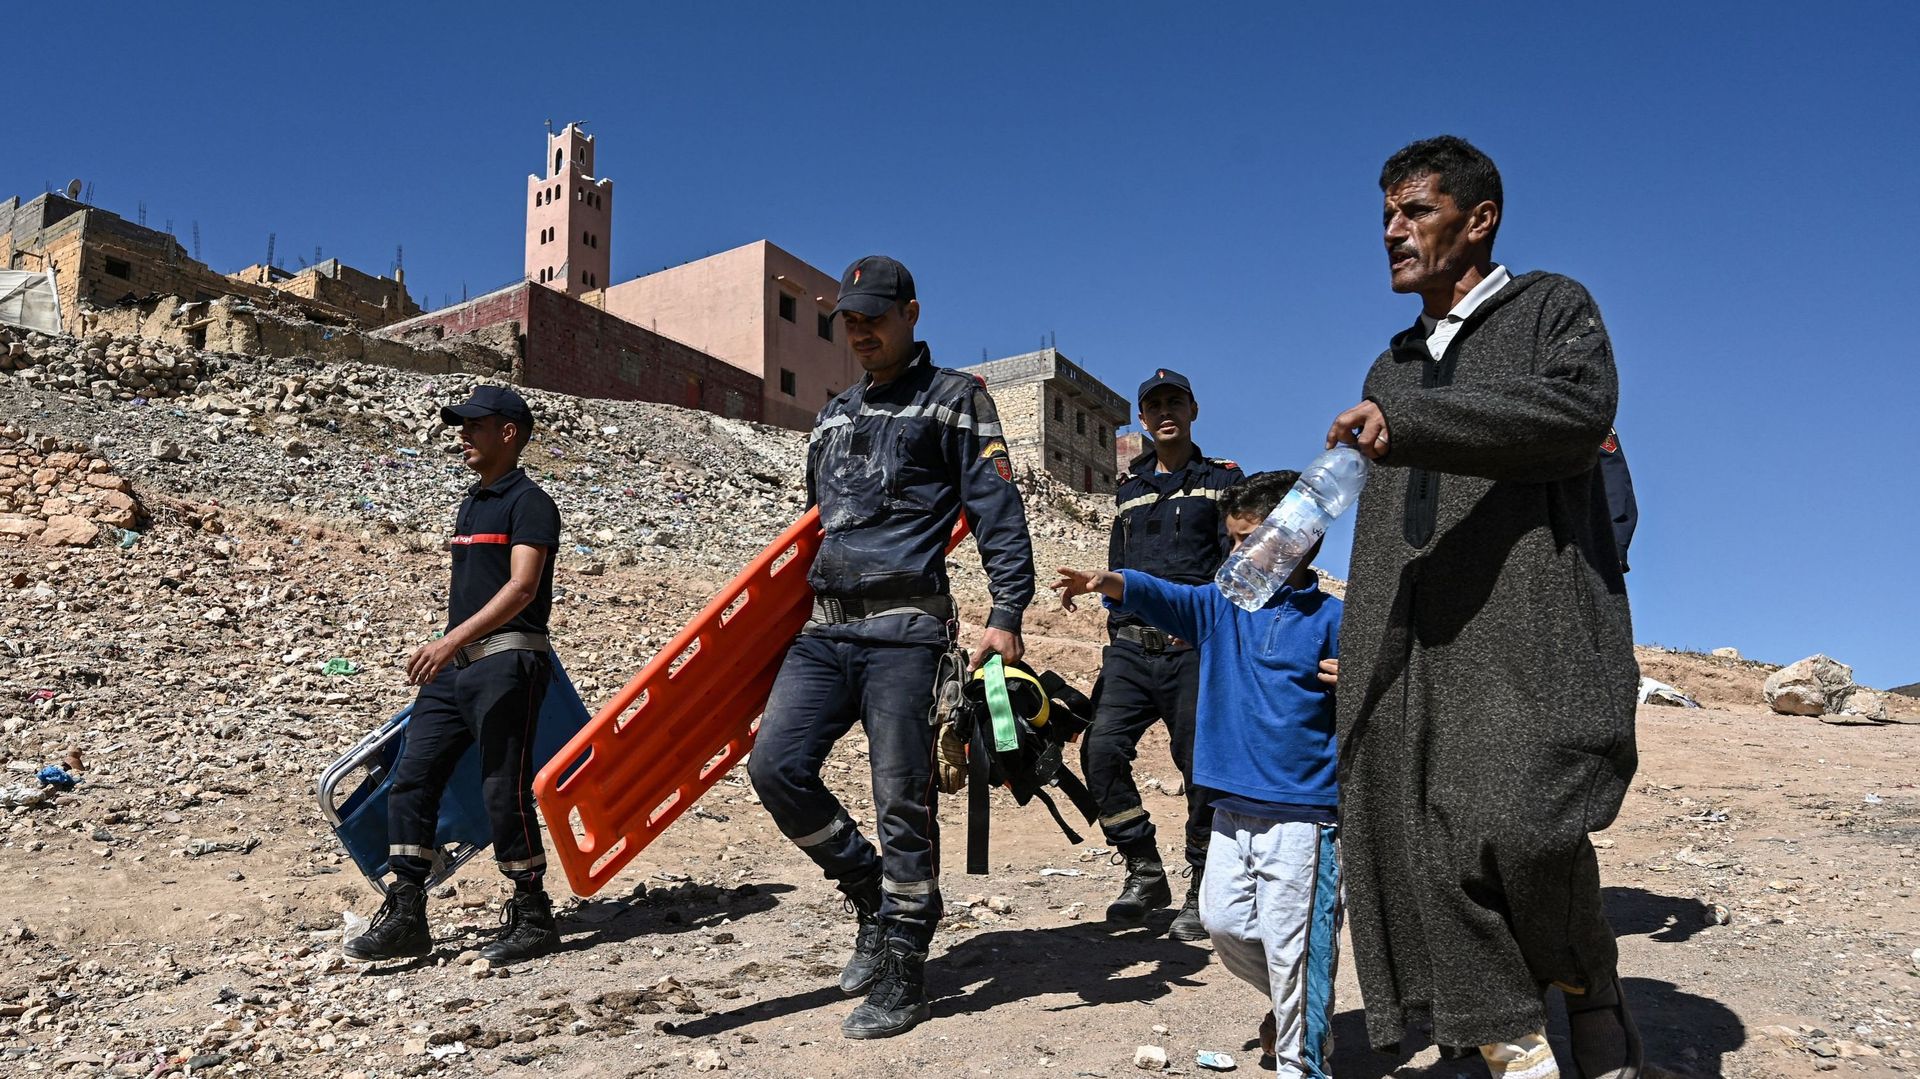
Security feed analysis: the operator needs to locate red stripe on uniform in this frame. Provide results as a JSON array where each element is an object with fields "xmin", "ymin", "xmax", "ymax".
[{"xmin": 450, "ymin": 533, "xmax": 511, "ymax": 546}]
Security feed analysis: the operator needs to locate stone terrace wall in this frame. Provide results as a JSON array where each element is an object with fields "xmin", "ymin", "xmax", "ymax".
[{"xmin": 0, "ymin": 425, "xmax": 144, "ymax": 547}]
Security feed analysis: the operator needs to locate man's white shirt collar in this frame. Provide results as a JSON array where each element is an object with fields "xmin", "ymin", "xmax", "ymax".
[{"xmin": 1420, "ymin": 264, "xmax": 1510, "ymax": 358}]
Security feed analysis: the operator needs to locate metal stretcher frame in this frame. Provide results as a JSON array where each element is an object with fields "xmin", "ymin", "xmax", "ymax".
[
  {"xmin": 317, "ymin": 656, "xmax": 592, "ymax": 894},
  {"xmin": 534, "ymin": 508, "xmax": 969, "ymax": 897}
]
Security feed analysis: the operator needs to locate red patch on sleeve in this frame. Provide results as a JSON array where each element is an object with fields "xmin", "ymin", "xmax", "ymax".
[
  {"xmin": 994, "ymin": 457, "xmax": 1013, "ymax": 482},
  {"xmin": 1600, "ymin": 430, "xmax": 1619, "ymax": 454}
]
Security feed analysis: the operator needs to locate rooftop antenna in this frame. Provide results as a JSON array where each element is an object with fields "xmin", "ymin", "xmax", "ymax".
[
  {"xmin": 164, "ymin": 219, "xmax": 176, "ymax": 265},
  {"xmin": 545, "ymin": 118, "xmax": 554, "ymax": 135},
  {"xmin": 461, "ymin": 280, "xmax": 468, "ymax": 302},
  {"xmin": 64, "ymin": 179, "xmax": 82, "ymax": 200},
  {"xmin": 137, "ymin": 201, "xmax": 147, "ymax": 227},
  {"xmin": 190, "ymin": 221, "xmax": 201, "ymax": 262},
  {"xmin": 394, "ymin": 244, "xmax": 404, "ymax": 274},
  {"xmin": 1050, "ymin": 330, "xmax": 1056, "ymax": 349},
  {"xmin": 83, "ymin": 182, "xmax": 94, "ymax": 204},
  {"xmin": 265, "ymin": 232, "xmax": 276, "ymax": 269}
]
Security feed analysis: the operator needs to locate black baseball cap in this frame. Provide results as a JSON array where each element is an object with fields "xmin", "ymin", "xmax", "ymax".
[
  {"xmin": 831, "ymin": 255, "xmax": 916, "ymax": 317},
  {"xmin": 440, "ymin": 384, "xmax": 535, "ymax": 429},
  {"xmin": 1136, "ymin": 368, "xmax": 1194, "ymax": 405}
]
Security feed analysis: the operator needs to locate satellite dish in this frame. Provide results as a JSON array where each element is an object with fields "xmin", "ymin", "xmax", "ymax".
[{"xmin": 65, "ymin": 179, "xmax": 83, "ymax": 200}]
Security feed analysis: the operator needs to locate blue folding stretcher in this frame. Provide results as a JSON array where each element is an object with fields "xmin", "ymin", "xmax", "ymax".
[{"xmin": 316, "ymin": 657, "xmax": 593, "ymax": 894}]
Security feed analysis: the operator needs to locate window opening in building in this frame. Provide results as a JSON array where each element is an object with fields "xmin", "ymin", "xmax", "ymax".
[
  {"xmin": 1084, "ymin": 466, "xmax": 1094, "ymax": 493},
  {"xmin": 778, "ymin": 293, "xmax": 797, "ymax": 322},
  {"xmin": 103, "ymin": 257, "xmax": 131, "ymax": 279},
  {"xmin": 1053, "ymin": 398, "xmax": 1064, "ymax": 422},
  {"xmin": 779, "ymin": 368, "xmax": 797, "ymax": 396},
  {"xmin": 555, "ymin": 149, "xmax": 563, "ymax": 173},
  {"xmin": 817, "ymin": 312, "xmax": 833, "ymax": 341},
  {"xmin": 1076, "ymin": 411, "xmax": 1086, "ymax": 435}
]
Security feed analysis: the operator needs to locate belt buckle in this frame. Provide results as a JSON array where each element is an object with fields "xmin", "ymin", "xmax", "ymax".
[
  {"xmin": 451, "ymin": 645, "xmax": 473, "ymax": 670},
  {"xmin": 1142, "ymin": 628, "xmax": 1167, "ymax": 654}
]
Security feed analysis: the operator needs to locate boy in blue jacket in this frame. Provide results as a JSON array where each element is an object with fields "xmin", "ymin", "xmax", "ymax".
[{"xmin": 1055, "ymin": 470, "xmax": 1342, "ymax": 1079}]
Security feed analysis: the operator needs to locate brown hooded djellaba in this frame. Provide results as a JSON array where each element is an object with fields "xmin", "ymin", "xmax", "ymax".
[{"xmin": 1337, "ymin": 270, "xmax": 1640, "ymax": 1052}]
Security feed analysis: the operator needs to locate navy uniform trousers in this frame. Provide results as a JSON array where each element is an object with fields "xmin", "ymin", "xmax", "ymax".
[
  {"xmin": 386, "ymin": 648, "xmax": 551, "ymax": 885},
  {"xmin": 749, "ymin": 612, "xmax": 946, "ymax": 946},
  {"xmin": 1081, "ymin": 640, "xmax": 1211, "ymax": 870}
]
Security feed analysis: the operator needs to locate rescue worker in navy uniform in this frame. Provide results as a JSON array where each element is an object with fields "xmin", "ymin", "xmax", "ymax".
[
  {"xmin": 1600, "ymin": 427, "xmax": 1639, "ymax": 572},
  {"xmin": 344, "ymin": 385, "xmax": 564, "ymax": 966},
  {"xmin": 1084, "ymin": 370, "xmax": 1245, "ymax": 938},
  {"xmin": 747, "ymin": 256, "xmax": 1035, "ymax": 1040}
]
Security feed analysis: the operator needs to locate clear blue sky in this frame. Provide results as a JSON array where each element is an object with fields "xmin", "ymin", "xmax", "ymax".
[{"xmin": 12, "ymin": 4, "xmax": 1916, "ymax": 686}]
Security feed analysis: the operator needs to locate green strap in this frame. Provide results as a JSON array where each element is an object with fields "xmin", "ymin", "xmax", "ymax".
[{"xmin": 981, "ymin": 655, "xmax": 1020, "ymax": 753}]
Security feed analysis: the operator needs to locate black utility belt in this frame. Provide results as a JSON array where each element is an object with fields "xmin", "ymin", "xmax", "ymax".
[
  {"xmin": 811, "ymin": 594, "xmax": 955, "ymax": 625},
  {"xmin": 1113, "ymin": 625, "xmax": 1190, "ymax": 654},
  {"xmin": 453, "ymin": 631, "xmax": 551, "ymax": 669}
]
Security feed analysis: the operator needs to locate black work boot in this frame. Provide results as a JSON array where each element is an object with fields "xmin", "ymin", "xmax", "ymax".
[
  {"xmin": 1167, "ymin": 866, "xmax": 1207, "ymax": 941},
  {"xmin": 479, "ymin": 887, "xmax": 560, "ymax": 965},
  {"xmin": 343, "ymin": 881, "xmax": 430, "ymax": 962},
  {"xmin": 839, "ymin": 886, "xmax": 887, "ymax": 996},
  {"xmin": 842, "ymin": 937, "xmax": 930, "ymax": 1039},
  {"xmin": 1566, "ymin": 973, "xmax": 1645, "ymax": 1079},
  {"xmin": 1106, "ymin": 846, "xmax": 1172, "ymax": 927}
]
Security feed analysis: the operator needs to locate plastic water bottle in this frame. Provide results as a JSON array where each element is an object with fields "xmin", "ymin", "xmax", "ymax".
[{"xmin": 1215, "ymin": 445, "xmax": 1371, "ymax": 611}]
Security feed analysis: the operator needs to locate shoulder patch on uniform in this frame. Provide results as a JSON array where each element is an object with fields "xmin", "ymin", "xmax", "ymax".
[
  {"xmin": 1209, "ymin": 457, "xmax": 1240, "ymax": 470},
  {"xmin": 1600, "ymin": 429, "xmax": 1619, "ymax": 454},
  {"xmin": 980, "ymin": 438, "xmax": 1008, "ymax": 459},
  {"xmin": 994, "ymin": 457, "xmax": 1013, "ymax": 482},
  {"xmin": 972, "ymin": 374, "xmax": 988, "ymax": 387}
]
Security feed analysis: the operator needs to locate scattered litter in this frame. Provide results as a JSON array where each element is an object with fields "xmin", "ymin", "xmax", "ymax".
[
  {"xmin": 341, "ymin": 908, "xmax": 370, "ymax": 942},
  {"xmin": 1197, "ymin": 1050, "xmax": 1237, "ymax": 1071},
  {"xmin": 28, "ymin": 688, "xmax": 56, "ymax": 702},
  {"xmin": 1863, "ymin": 792, "xmax": 1883, "ymax": 805},
  {"xmin": 1686, "ymin": 809, "xmax": 1729, "ymax": 823},
  {"xmin": 1039, "ymin": 867, "xmax": 1083, "ymax": 877},
  {"xmin": 36, "ymin": 766, "xmax": 79, "ymax": 791},
  {"xmin": 427, "ymin": 1041, "xmax": 467, "ymax": 1060},
  {"xmin": 1636, "ymin": 676, "xmax": 1700, "ymax": 708},
  {"xmin": 0, "ymin": 785, "xmax": 53, "ymax": 809},
  {"xmin": 1709, "ymin": 902, "xmax": 1732, "ymax": 925},
  {"xmin": 182, "ymin": 836, "xmax": 261, "ymax": 857},
  {"xmin": 116, "ymin": 529, "xmax": 142, "ymax": 549},
  {"xmin": 322, "ymin": 658, "xmax": 360, "ymax": 677}
]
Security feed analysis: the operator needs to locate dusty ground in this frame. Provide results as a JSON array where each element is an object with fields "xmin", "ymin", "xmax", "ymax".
[{"xmin": 1, "ymin": 338, "xmax": 1916, "ymax": 1077}]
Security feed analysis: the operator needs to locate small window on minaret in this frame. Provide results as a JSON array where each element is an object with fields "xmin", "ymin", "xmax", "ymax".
[{"xmin": 555, "ymin": 149, "xmax": 563, "ymax": 174}]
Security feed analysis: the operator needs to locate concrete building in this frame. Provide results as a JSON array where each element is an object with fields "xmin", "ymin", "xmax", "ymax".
[
  {"xmin": 383, "ymin": 281, "xmax": 762, "ymax": 422},
  {"xmin": 1114, "ymin": 431, "xmax": 1150, "ymax": 476},
  {"xmin": 525, "ymin": 123, "xmax": 612, "ymax": 296},
  {"xmin": 962, "ymin": 348, "xmax": 1130, "ymax": 494},
  {"xmin": 227, "ymin": 259, "xmax": 417, "ymax": 327},
  {"xmin": 1, "ymin": 192, "xmax": 417, "ymax": 335},
  {"xmin": 601, "ymin": 241, "xmax": 858, "ymax": 431}
]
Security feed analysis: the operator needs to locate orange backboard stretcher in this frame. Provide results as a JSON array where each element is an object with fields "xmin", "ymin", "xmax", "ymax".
[{"xmin": 534, "ymin": 508, "xmax": 969, "ymax": 896}]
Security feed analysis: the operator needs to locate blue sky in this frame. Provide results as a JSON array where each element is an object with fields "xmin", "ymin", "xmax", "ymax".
[{"xmin": 11, "ymin": 4, "xmax": 1916, "ymax": 686}]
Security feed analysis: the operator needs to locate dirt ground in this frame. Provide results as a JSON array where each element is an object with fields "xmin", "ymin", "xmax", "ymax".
[{"xmin": 2, "ymin": 619, "xmax": 1916, "ymax": 1078}]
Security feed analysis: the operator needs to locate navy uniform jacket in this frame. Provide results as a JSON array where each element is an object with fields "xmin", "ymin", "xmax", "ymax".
[
  {"xmin": 1106, "ymin": 444, "xmax": 1245, "ymax": 635},
  {"xmin": 1599, "ymin": 427, "xmax": 1638, "ymax": 572},
  {"xmin": 807, "ymin": 344, "xmax": 1035, "ymax": 633}
]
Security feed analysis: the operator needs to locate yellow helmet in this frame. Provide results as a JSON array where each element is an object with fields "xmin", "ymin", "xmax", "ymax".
[{"xmin": 969, "ymin": 660, "xmax": 1052, "ymax": 729}]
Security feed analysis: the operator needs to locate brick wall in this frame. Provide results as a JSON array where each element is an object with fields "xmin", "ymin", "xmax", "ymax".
[{"xmin": 387, "ymin": 283, "xmax": 764, "ymax": 423}]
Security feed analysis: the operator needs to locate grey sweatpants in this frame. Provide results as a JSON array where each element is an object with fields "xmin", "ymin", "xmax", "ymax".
[{"xmin": 1200, "ymin": 809, "xmax": 1343, "ymax": 1079}]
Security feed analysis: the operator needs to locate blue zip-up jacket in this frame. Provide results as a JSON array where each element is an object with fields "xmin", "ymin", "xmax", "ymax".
[
  {"xmin": 1110, "ymin": 569, "xmax": 1341, "ymax": 808},
  {"xmin": 807, "ymin": 344, "xmax": 1035, "ymax": 632}
]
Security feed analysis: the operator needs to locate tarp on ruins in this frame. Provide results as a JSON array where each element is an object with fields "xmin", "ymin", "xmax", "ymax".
[{"xmin": 0, "ymin": 269, "xmax": 62, "ymax": 334}]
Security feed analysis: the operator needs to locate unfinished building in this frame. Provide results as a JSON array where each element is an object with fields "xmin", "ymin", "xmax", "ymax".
[
  {"xmin": 961, "ymin": 348, "xmax": 1130, "ymax": 494},
  {"xmin": 0, "ymin": 192, "xmax": 417, "ymax": 336}
]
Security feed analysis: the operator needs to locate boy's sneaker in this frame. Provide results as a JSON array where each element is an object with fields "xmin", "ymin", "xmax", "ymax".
[
  {"xmin": 1106, "ymin": 847, "xmax": 1171, "ymax": 927},
  {"xmin": 479, "ymin": 888, "xmax": 559, "ymax": 964},
  {"xmin": 842, "ymin": 938, "xmax": 930, "ymax": 1039},
  {"xmin": 343, "ymin": 881, "xmax": 430, "ymax": 962},
  {"xmin": 1167, "ymin": 867, "xmax": 1206, "ymax": 941}
]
